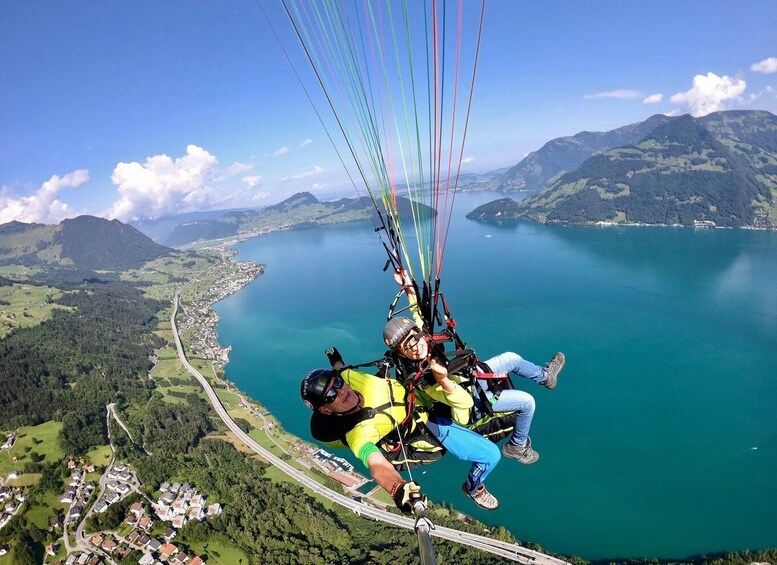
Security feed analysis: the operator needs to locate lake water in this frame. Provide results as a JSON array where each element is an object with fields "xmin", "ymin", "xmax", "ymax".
[{"xmin": 214, "ymin": 192, "xmax": 777, "ymax": 560}]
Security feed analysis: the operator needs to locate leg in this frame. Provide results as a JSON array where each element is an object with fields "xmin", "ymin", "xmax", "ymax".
[
  {"xmin": 488, "ymin": 389, "xmax": 535, "ymax": 447},
  {"xmin": 484, "ymin": 351, "xmax": 545, "ymax": 384},
  {"xmin": 425, "ymin": 416, "xmax": 500, "ymax": 493}
]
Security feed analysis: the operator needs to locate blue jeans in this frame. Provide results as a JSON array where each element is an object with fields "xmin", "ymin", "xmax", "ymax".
[
  {"xmin": 478, "ymin": 351, "xmax": 542, "ymax": 447},
  {"xmin": 426, "ymin": 416, "xmax": 501, "ymax": 495}
]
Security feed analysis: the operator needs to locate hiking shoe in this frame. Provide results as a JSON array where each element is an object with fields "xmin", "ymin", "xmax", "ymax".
[
  {"xmin": 502, "ymin": 437, "xmax": 540, "ymax": 464},
  {"xmin": 541, "ymin": 352, "xmax": 565, "ymax": 389},
  {"xmin": 462, "ymin": 483, "xmax": 500, "ymax": 510}
]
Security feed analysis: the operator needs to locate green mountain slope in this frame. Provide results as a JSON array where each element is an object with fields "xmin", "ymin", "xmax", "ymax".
[
  {"xmin": 165, "ymin": 191, "xmax": 431, "ymax": 246},
  {"xmin": 497, "ymin": 114, "xmax": 674, "ymax": 193},
  {"xmin": 0, "ymin": 215, "xmax": 172, "ymax": 274},
  {"xmin": 469, "ymin": 110, "xmax": 777, "ymax": 228}
]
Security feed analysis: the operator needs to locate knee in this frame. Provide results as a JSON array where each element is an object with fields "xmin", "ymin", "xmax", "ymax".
[{"xmin": 484, "ymin": 439, "xmax": 501, "ymax": 466}]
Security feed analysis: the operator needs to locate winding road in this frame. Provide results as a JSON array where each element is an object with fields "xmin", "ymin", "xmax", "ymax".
[{"xmin": 171, "ymin": 289, "xmax": 569, "ymax": 564}]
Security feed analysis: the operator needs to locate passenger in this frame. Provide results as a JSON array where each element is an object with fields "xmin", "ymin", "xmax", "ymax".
[
  {"xmin": 300, "ymin": 367, "xmax": 502, "ymax": 510},
  {"xmin": 385, "ymin": 269, "xmax": 565, "ymax": 464}
]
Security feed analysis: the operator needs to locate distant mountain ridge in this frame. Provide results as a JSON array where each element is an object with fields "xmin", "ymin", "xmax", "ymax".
[
  {"xmin": 467, "ymin": 110, "xmax": 777, "ymax": 228},
  {"xmin": 164, "ymin": 191, "xmax": 431, "ymax": 246},
  {"xmin": 495, "ymin": 114, "xmax": 675, "ymax": 193},
  {"xmin": 0, "ymin": 215, "xmax": 171, "ymax": 275}
]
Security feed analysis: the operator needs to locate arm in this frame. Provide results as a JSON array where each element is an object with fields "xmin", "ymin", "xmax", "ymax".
[
  {"xmin": 394, "ymin": 269, "xmax": 424, "ymax": 329},
  {"xmin": 366, "ymin": 451, "xmax": 404, "ymax": 493}
]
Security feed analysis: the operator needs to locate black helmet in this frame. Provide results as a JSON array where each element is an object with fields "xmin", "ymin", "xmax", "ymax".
[
  {"xmin": 383, "ymin": 317, "xmax": 416, "ymax": 349},
  {"xmin": 300, "ymin": 368, "xmax": 338, "ymax": 410}
]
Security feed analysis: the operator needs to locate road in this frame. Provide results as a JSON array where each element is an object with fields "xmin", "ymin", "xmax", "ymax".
[{"xmin": 171, "ymin": 290, "xmax": 569, "ymax": 564}]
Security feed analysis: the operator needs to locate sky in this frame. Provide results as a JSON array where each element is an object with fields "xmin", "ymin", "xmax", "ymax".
[{"xmin": 1, "ymin": 1, "xmax": 776, "ymax": 225}]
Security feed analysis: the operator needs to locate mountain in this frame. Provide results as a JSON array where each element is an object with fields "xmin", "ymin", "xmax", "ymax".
[
  {"xmin": 164, "ymin": 191, "xmax": 433, "ymax": 246},
  {"xmin": 495, "ymin": 114, "xmax": 674, "ymax": 193},
  {"xmin": 130, "ymin": 209, "xmax": 251, "ymax": 243},
  {"xmin": 0, "ymin": 215, "xmax": 172, "ymax": 273},
  {"xmin": 468, "ymin": 110, "xmax": 777, "ymax": 228}
]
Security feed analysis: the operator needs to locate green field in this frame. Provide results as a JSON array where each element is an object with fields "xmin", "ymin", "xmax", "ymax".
[
  {"xmin": 0, "ymin": 421, "xmax": 64, "ymax": 475},
  {"xmin": 0, "ymin": 283, "xmax": 71, "ymax": 338},
  {"xmin": 85, "ymin": 444, "xmax": 113, "ymax": 469},
  {"xmin": 186, "ymin": 539, "xmax": 249, "ymax": 565}
]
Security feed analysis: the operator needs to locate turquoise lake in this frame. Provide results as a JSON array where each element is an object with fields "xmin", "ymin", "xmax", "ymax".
[{"xmin": 214, "ymin": 192, "xmax": 777, "ymax": 560}]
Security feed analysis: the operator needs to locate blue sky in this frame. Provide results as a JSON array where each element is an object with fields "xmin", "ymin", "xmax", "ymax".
[{"xmin": 1, "ymin": 1, "xmax": 775, "ymax": 224}]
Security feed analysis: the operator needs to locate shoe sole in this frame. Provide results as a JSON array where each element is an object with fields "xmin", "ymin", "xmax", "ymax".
[
  {"xmin": 543, "ymin": 352, "xmax": 565, "ymax": 389},
  {"xmin": 501, "ymin": 444, "xmax": 540, "ymax": 464},
  {"xmin": 461, "ymin": 484, "xmax": 499, "ymax": 510}
]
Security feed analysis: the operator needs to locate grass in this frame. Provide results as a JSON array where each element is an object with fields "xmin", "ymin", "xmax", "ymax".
[
  {"xmin": 187, "ymin": 538, "xmax": 249, "ymax": 565},
  {"xmin": 24, "ymin": 489, "xmax": 67, "ymax": 529},
  {"xmin": 85, "ymin": 444, "xmax": 113, "ymax": 468},
  {"xmin": 0, "ymin": 421, "xmax": 64, "ymax": 475},
  {"xmin": 0, "ymin": 283, "xmax": 71, "ymax": 338}
]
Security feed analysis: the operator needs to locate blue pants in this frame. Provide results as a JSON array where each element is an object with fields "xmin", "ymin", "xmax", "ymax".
[{"xmin": 425, "ymin": 416, "xmax": 501, "ymax": 495}]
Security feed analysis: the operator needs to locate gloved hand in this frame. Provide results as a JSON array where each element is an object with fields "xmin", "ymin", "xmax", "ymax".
[
  {"xmin": 325, "ymin": 347, "xmax": 344, "ymax": 370},
  {"xmin": 393, "ymin": 481, "xmax": 426, "ymax": 514}
]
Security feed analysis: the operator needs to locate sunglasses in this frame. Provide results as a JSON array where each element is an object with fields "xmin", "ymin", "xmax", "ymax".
[
  {"xmin": 322, "ymin": 374, "xmax": 345, "ymax": 404},
  {"xmin": 399, "ymin": 328, "xmax": 424, "ymax": 350}
]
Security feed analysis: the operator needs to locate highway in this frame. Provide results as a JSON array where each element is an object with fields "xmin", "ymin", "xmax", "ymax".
[{"xmin": 171, "ymin": 290, "xmax": 569, "ymax": 564}]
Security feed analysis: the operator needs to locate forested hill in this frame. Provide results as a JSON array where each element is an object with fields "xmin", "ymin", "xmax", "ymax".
[
  {"xmin": 0, "ymin": 215, "xmax": 171, "ymax": 277},
  {"xmin": 164, "ymin": 191, "xmax": 433, "ymax": 246},
  {"xmin": 468, "ymin": 110, "xmax": 777, "ymax": 228},
  {"xmin": 496, "ymin": 113, "xmax": 674, "ymax": 193}
]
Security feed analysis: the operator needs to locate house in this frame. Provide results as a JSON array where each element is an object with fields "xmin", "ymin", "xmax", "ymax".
[
  {"xmin": 159, "ymin": 481, "xmax": 171, "ymax": 492},
  {"xmin": 106, "ymin": 481, "xmax": 120, "ymax": 491},
  {"xmin": 90, "ymin": 534, "xmax": 104, "ymax": 546},
  {"xmin": 114, "ymin": 462, "xmax": 127, "ymax": 472},
  {"xmin": 188, "ymin": 506, "xmax": 205, "ymax": 521},
  {"xmin": 83, "ymin": 464, "xmax": 96, "ymax": 473},
  {"xmin": 127, "ymin": 530, "xmax": 141, "ymax": 544},
  {"xmin": 60, "ymin": 488, "xmax": 76, "ymax": 504},
  {"xmin": 14, "ymin": 492, "xmax": 27, "ymax": 503},
  {"xmin": 0, "ymin": 513, "xmax": 11, "ymax": 528},
  {"xmin": 45, "ymin": 543, "xmax": 58, "ymax": 556},
  {"xmin": 190, "ymin": 557, "xmax": 207, "ymax": 565},
  {"xmin": 172, "ymin": 499, "xmax": 188, "ymax": 514},
  {"xmin": 171, "ymin": 552, "xmax": 190, "ymax": 565},
  {"xmin": 160, "ymin": 543, "xmax": 178, "ymax": 558},
  {"xmin": 115, "ymin": 482, "xmax": 131, "ymax": 495},
  {"xmin": 206, "ymin": 503, "xmax": 222, "ymax": 516},
  {"xmin": 137, "ymin": 534, "xmax": 150, "ymax": 547},
  {"xmin": 105, "ymin": 492, "xmax": 120, "ymax": 504},
  {"xmin": 171, "ymin": 515, "xmax": 186, "ymax": 529},
  {"xmin": 189, "ymin": 494, "xmax": 204, "ymax": 508},
  {"xmin": 129, "ymin": 502, "xmax": 144, "ymax": 516},
  {"xmin": 163, "ymin": 527, "xmax": 177, "ymax": 541},
  {"xmin": 67, "ymin": 459, "xmax": 77, "ymax": 470},
  {"xmin": 0, "ymin": 487, "xmax": 10, "ymax": 501},
  {"xmin": 101, "ymin": 538, "xmax": 118, "ymax": 552},
  {"xmin": 93, "ymin": 501, "xmax": 108, "ymax": 514},
  {"xmin": 146, "ymin": 538, "xmax": 162, "ymax": 552},
  {"xmin": 49, "ymin": 514, "xmax": 65, "ymax": 530},
  {"xmin": 170, "ymin": 482, "xmax": 181, "ymax": 493},
  {"xmin": 77, "ymin": 553, "xmax": 90, "ymax": 565},
  {"xmin": 124, "ymin": 513, "xmax": 137, "ymax": 526},
  {"xmin": 117, "ymin": 471, "xmax": 133, "ymax": 482},
  {"xmin": 87, "ymin": 556, "xmax": 100, "ymax": 565},
  {"xmin": 160, "ymin": 492, "xmax": 175, "ymax": 505},
  {"xmin": 138, "ymin": 515, "xmax": 153, "ymax": 530},
  {"xmin": 68, "ymin": 506, "xmax": 83, "ymax": 519},
  {"xmin": 139, "ymin": 554, "xmax": 155, "ymax": 565}
]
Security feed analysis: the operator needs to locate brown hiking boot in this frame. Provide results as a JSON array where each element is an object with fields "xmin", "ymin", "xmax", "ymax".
[
  {"xmin": 461, "ymin": 483, "xmax": 500, "ymax": 510},
  {"xmin": 502, "ymin": 437, "xmax": 539, "ymax": 464},
  {"xmin": 541, "ymin": 352, "xmax": 565, "ymax": 389}
]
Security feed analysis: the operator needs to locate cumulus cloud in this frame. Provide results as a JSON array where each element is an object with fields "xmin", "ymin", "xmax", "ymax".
[
  {"xmin": 242, "ymin": 175, "xmax": 262, "ymax": 188},
  {"xmin": 0, "ymin": 170, "xmax": 89, "ymax": 224},
  {"xmin": 670, "ymin": 72, "xmax": 746, "ymax": 116},
  {"xmin": 281, "ymin": 165, "xmax": 325, "ymax": 181},
  {"xmin": 643, "ymin": 93, "xmax": 663, "ymax": 104},
  {"xmin": 584, "ymin": 89, "xmax": 641, "ymax": 99},
  {"xmin": 299, "ymin": 139, "xmax": 313, "ymax": 148},
  {"xmin": 751, "ymin": 57, "xmax": 777, "ymax": 74},
  {"xmin": 461, "ymin": 156, "xmax": 475, "ymax": 164},
  {"xmin": 106, "ymin": 145, "xmax": 219, "ymax": 221},
  {"xmin": 274, "ymin": 146, "xmax": 289, "ymax": 156},
  {"xmin": 219, "ymin": 161, "xmax": 253, "ymax": 178},
  {"xmin": 252, "ymin": 191, "xmax": 270, "ymax": 202}
]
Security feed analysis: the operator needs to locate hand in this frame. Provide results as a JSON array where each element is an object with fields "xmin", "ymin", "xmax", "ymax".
[
  {"xmin": 393, "ymin": 481, "xmax": 426, "ymax": 514},
  {"xmin": 393, "ymin": 269, "xmax": 415, "ymax": 293},
  {"xmin": 325, "ymin": 347, "xmax": 344, "ymax": 370},
  {"xmin": 428, "ymin": 356, "xmax": 449, "ymax": 384}
]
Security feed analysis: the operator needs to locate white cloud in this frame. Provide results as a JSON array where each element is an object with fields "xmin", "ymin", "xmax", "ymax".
[
  {"xmin": 251, "ymin": 191, "xmax": 270, "ymax": 202},
  {"xmin": 751, "ymin": 57, "xmax": 777, "ymax": 74},
  {"xmin": 0, "ymin": 169, "xmax": 89, "ymax": 224},
  {"xmin": 670, "ymin": 72, "xmax": 746, "ymax": 116},
  {"xmin": 299, "ymin": 139, "xmax": 313, "ymax": 148},
  {"xmin": 274, "ymin": 146, "xmax": 289, "ymax": 156},
  {"xmin": 643, "ymin": 93, "xmax": 663, "ymax": 104},
  {"xmin": 311, "ymin": 183, "xmax": 325, "ymax": 190},
  {"xmin": 281, "ymin": 165, "xmax": 325, "ymax": 181},
  {"xmin": 461, "ymin": 156, "xmax": 475, "ymax": 164},
  {"xmin": 584, "ymin": 89, "xmax": 641, "ymax": 99},
  {"xmin": 242, "ymin": 175, "xmax": 262, "ymax": 188},
  {"xmin": 221, "ymin": 161, "xmax": 253, "ymax": 177},
  {"xmin": 106, "ymin": 145, "xmax": 219, "ymax": 221}
]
